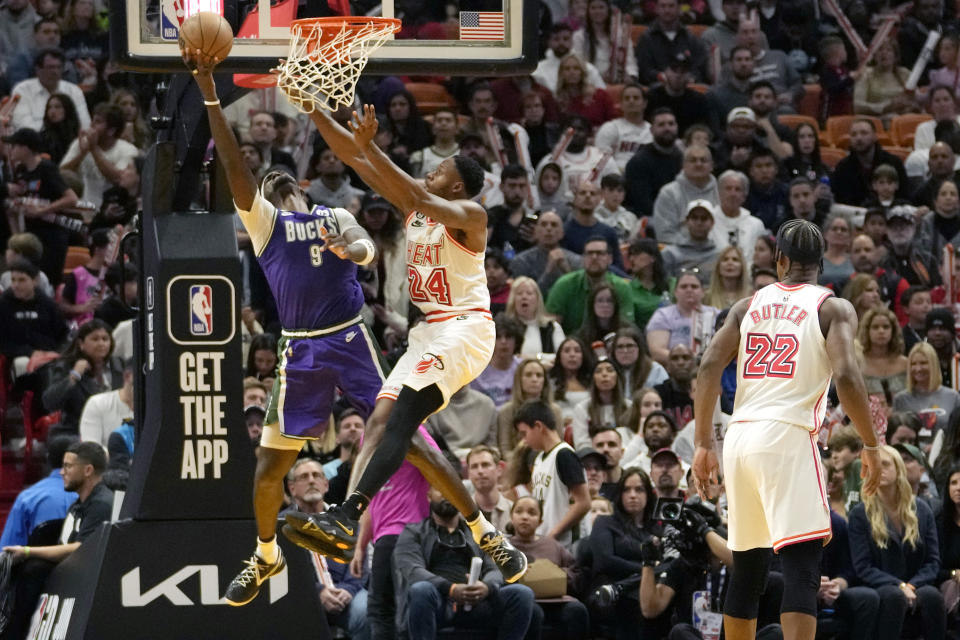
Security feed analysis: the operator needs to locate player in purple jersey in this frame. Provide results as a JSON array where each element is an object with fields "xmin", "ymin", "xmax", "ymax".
[{"xmin": 184, "ymin": 50, "xmax": 384, "ymax": 607}]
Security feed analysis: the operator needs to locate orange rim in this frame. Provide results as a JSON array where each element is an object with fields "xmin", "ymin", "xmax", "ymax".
[{"xmin": 290, "ymin": 16, "xmax": 401, "ymax": 49}]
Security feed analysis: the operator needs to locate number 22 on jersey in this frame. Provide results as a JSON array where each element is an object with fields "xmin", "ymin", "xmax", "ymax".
[
  {"xmin": 742, "ymin": 333, "xmax": 799, "ymax": 379},
  {"xmin": 409, "ymin": 266, "xmax": 452, "ymax": 304}
]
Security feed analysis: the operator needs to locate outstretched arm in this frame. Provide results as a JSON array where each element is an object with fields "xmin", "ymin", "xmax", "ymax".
[
  {"xmin": 182, "ymin": 49, "xmax": 257, "ymax": 211},
  {"xmin": 692, "ymin": 297, "xmax": 749, "ymax": 498},
  {"xmin": 822, "ymin": 297, "xmax": 881, "ymax": 496}
]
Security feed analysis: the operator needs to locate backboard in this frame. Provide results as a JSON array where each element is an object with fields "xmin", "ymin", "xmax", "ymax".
[{"xmin": 111, "ymin": 0, "xmax": 539, "ymax": 76}]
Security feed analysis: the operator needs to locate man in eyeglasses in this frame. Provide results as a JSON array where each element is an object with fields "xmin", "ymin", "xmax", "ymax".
[{"xmin": 394, "ymin": 487, "xmax": 540, "ymax": 640}]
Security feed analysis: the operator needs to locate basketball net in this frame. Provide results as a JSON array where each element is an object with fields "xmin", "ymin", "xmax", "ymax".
[{"xmin": 275, "ymin": 17, "xmax": 400, "ymax": 113}]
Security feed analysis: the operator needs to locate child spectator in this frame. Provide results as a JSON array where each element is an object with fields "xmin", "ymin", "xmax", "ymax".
[
  {"xmin": 59, "ymin": 228, "xmax": 112, "ymax": 326},
  {"xmin": 820, "ymin": 35, "xmax": 856, "ymax": 119},
  {"xmin": 865, "ymin": 164, "xmax": 910, "ymax": 214},
  {"xmin": 536, "ymin": 162, "xmax": 571, "ymax": 220},
  {"xmin": 0, "ymin": 259, "xmax": 68, "ymax": 378},
  {"xmin": 829, "ymin": 426, "xmax": 865, "ymax": 514},
  {"xmin": 594, "ymin": 174, "xmax": 638, "ymax": 241},
  {"xmin": 0, "ymin": 232, "xmax": 54, "ymax": 298}
]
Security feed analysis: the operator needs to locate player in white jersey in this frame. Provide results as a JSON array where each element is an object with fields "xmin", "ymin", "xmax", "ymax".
[
  {"xmin": 691, "ymin": 219, "xmax": 881, "ymax": 640},
  {"xmin": 283, "ymin": 104, "xmax": 528, "ymax": 582}
]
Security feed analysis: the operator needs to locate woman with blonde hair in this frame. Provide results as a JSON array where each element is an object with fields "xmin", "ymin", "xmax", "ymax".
[
  {"xmin": 504, "ymin": 276, "xmax": 565, "ymax": 362},
  {"xmin": 848, "ymin": 445, "xmax": 946, "ymax": 640},
  {"xmin": 857, "ymin": 307, "xmax": 908, "ymax": 408},
  {"xmin": 111, "ymin": 88, "xmax": 151, "ymax": 150},
  {"xmin": 704, "ymin": 246, "xmax": 752, "ymax": 310},
  {"xmin": 497, "ymin": 358, "xmax": 562, "ymax": 453},
  {"xmin": 893, "ymin": 342, "xmax": 960, "ymax": 446},
  {"xmin": 842, "ymin": 272, "xmax": 883, "ymax": 320},
  {"xmin": 555, "ymin": 53, "xmax": 616, "ymax": 127}
]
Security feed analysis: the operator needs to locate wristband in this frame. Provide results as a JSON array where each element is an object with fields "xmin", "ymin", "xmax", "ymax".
[
  {"xmin": 353, "ymin": 238, "xmax": 376, "ymax": 266},
  {"xmin": 862, "ymin": 443, "xmax": 880, "ymax": 452},
  {"xmin": 69, "ymin": 369, "xmax": 82, "ymax": 381},
  {"xmin": 204, "ymin": 99, "xmax": 221, "ymax": 106}
]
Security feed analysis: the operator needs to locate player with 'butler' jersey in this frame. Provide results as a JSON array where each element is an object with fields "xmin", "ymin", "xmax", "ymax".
[
  {"xmin": 284, "ymin": 104, "xmax": 527, "ymax": 582},
  {"xmin": 184, "ymin": 49, "xmax": 386, "ymax": 607},
  {"xmin": 692, "ymin": 219, "xmax": 881, "ymax": 640}
]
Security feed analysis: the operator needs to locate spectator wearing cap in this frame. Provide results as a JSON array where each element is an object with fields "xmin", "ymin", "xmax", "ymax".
[
  {"xmin": 652, "ymin": 145, "xmax": 720, "ymax": 245},
  {"xmin": 3, "ymin": 127, "xmax": 80, "ymax": 286},
  {"xmin": 624, "ymin": 108, "xmax": 682, "ymax": 218},
  {"xmin": 833, "ymin": 119, "xmax": 909, "ymax": 206},
  {"xmin": 60, "ymin": 102, "xmax": 139, "ymax": 210},
  {"xmin": 466, "ymin": 445, "xmax": 513, "ymax": 531},
  {"xmin": 511, "ymin": 211, "xmax": 583, "ymax": 293},
  {"xmin": 661, "ymin": 200, "xmax": 721, "ymax": 278},
  {"xmin": 644, "ymin": 55, "xmax": 711, "ymax": 136},
  {"xmin": 578, "ymin": 447, "xmax": 610, "ymax": 499},
  {"xmin": 925, "ymin": 308, "xmax": 960, "ymax": 389},
  {"xmin": 594, "ymin": 84, "xmax": 652, "ymax": 173},
  {"xmin": 323, "ymin": 409, "xmax": 365, "ymax": 481},
  {"xmin": 744, "ymin": 148, "xmax": 789, "ymax": 232},
  {"xmin": 706, "ymin": 46, "xmax": 754, "ymax": 131},
  {"xmin": 894, "ymin": 340, "xmax": 960, "ymax": 440},
  {"xmin": 59, "ymin": 228, "xmax": 113, "ymax": 326},
  {"xmin": 883, "ymin": 206, "xmax": 942, "ymax": 288},
  {"xmin": 10, "ymin": 48, "xmax": 90, "ymax": 132},
  {"xmin": 305, "ymin": 145, "xmax": 366, "ymax": 210},
  {"xmin": 244, "ymin": 403, "xmax": 265, "ymax": 445},
  {"xmin": 546, "ymin": 236, "xmax": 634, "ymax": 334},
  {"xmin": 0, "ymin": 258, "xmax": 68, "ymax": 378},
  {"xmin": 79, "ymin": 357, "xmax": 135, "ymax": 449},
  {"xmin": 635, "ymin": 0, "xmax": 709, "ymax": 85},
  {"xmin": 712, "ymin": 107, "xmax": 768, "ymax": 175},
  {"xmin": 710, "ymin": 170, "xmax": 765, "ymax": 264},
  {"xmin": 649, "ymin": 447, "xmax": 685, "ymax": 499}
]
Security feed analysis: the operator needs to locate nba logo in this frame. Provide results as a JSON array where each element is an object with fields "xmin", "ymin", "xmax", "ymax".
[{"xmin": 189, "ymin": 285, "xmax": 213, "ymax": 336}]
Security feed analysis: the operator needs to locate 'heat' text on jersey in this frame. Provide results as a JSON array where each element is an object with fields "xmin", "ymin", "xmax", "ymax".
[
  {"xmin": 408, "ymin": 238, "xmax": 444, "ymax": 266},
  {"xmin": 749, "ymin": 303, "xmax": 809, "ymax": 326}
]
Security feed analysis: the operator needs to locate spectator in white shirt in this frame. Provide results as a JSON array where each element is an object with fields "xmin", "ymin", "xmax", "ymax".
[
  {"xmin": 594, "ymin": 84, "xmax": 652, "ymax": 173},
  {"xmin": 10, "ymin": 48, "xmax": 91, "ymax": 132},
  {"xmin": 79, "ymin": 358, "xmax": 134, "ymax": 448},
  {"xmin": 709, "ymin": 170, "xmax": 766, "ymax": 264},
  {"xmin": 533, "ymin": 23, "xmax": 606, "ymax": 94},
  {"xmin": 60, "ymin": 103, "xmax": 140, "ymax": 209}
]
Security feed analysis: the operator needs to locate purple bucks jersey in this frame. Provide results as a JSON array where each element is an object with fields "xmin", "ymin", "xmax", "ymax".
[{"xmin": 253, "ymin": 199, "xmax": 365, "ymax": 330}]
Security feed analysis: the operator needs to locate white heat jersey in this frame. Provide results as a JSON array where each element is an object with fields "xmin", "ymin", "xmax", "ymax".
[
  {"xmin": 732, "ymin": 283, "xmax": 834, "ymax": 432},
  {"xmin": 404, "ymin": 210, "xmax": 491, "ymax": 319}
]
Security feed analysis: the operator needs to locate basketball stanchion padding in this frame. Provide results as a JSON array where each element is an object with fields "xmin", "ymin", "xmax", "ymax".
[{"xmin": 274, "ymin": 17, "xmax": 401, "ymax": 113}]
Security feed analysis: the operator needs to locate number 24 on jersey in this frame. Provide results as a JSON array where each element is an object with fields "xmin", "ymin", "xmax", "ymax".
[{"xmin": 408, "ymin": 266, "xmax": 452, "ymax": 304}]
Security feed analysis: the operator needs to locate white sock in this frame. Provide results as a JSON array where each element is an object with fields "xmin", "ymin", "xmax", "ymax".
[
  {"xmin": 257, "ymin": 536, "xmax": 279, "ymax": 564},
  {"xmin": 466, "ymin": 512, "xmax": 496, "ymax": 543}
]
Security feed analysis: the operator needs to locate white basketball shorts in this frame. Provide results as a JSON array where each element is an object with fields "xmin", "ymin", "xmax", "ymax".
[
  {"xmin": 723, "ymin": 419, "xmax": 832, "ymax": 552},
  {"xmin": 378, "ymin": 312, "xmax": 494, "ymax": 410}
]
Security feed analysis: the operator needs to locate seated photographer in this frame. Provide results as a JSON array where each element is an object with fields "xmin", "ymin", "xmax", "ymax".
[
  {"xmin": 640, "ymin": 498, "xmax": 784, "ymax": 640},
  {"xmin": 848, "ymin": 444, "xmax": 946, "ymax": 640},
  {"xmin": 588, "ymin": 468, "xmax": 663, "ymax": 640},
  {"xmin": 817, "ymin": 509, "xmax": 880, "ymax": 640},
  {"xmin": 510, "ymin": 496, "xmax": 590, "ymax": 640}
]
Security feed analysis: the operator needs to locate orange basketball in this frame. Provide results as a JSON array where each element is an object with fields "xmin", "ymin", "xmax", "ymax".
[{"xmin": 178, "ymin": 11, "xmax": 233, "ymax": 60}]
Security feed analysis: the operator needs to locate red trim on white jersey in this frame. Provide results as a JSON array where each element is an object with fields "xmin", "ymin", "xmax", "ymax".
[
  {"xmin": 444, "ymin": 227, "xmax": 479, "ymax": 256},
  {"xmin": 775, "ymin": 283, "xmax": 806, "ymax": 291},
  {"xmin": 773, "ymin": 527, "xmax": 832, "ymax": 552},
  {"xmin": 425, "ymin": 308, "xmax": 492, "ymax": 323}
]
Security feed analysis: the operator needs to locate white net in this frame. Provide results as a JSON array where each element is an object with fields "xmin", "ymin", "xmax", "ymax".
[{"xmin": 275, "ymin": 18, "xmax": 399, "ymax": 114}]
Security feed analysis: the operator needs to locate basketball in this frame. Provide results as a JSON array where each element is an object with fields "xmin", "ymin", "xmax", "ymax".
[{"xmin": 178, "ymin": 11, "xmax": 233, "ymax": 60}]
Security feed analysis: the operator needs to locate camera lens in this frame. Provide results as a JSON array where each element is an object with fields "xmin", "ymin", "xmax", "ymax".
[{"xmin": 661, "ymin": 502, "xmax": 681, "ymax": 520}]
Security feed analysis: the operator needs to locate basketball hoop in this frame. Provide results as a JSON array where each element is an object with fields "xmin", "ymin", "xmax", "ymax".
[{"xmin": 275, "ymin": 16, "xmax": 401, "ymax": 113}]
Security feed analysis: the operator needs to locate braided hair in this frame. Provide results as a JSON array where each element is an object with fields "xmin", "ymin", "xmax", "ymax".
[{"xmin": 775, "ymin": 219, "xmax": 825, "ymax": 271}]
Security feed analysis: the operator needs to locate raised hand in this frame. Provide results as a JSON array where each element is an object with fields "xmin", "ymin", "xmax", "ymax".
[
  {"xmin": 348, "ymin": 104, "xmax": 380, "ymax": 148},
  {"xmin": 181, "ymin": 48, "xmax": 222, "ymax": 99}
]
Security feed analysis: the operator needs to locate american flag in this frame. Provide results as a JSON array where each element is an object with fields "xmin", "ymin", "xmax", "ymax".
[{"xmin": 459, "ymin": 11, "xmax": 505, "ymax": 40}]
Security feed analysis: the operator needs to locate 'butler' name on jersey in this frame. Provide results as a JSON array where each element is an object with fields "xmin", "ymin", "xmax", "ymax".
[{"xmin": 748, "ymin": 303, "xmax": 810, "ymax": 326}]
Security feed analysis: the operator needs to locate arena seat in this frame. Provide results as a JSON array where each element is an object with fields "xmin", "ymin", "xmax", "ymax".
[
  {"xmin": 824, "ymin": 115, "xmax": 892, "ymax": 148},
  {"xmin": 890, "ymin": 113, "xmax": 933, "ymax": 147},
  {"xmin": 777, "ymin": 114, "xmax": 819, "ymax": 133},
  {"xmin": 631, "ymin": 24, "xmax": 647, "ymax": 45},
  {"xmin": 63, "ymin": 246, "xmax": 88, "ymax": 275},
  {"xmin": 883, "ymin": 146, "xmax": 912, "ymax": 161},
  {"xmin": 688, "ymin": 83, "xmax": 709, "ymax": 94},
  {"xmin": 687, "ymin": 24, "xmax": 708, "ymax": 37},
  {"xmin": 820, "ymin": 147, "xmax": 847, "ymax": 169},
  {"xmin": 796, "ymin": 84, "xmax": 821, "ymax": 120},
  {"xmin": 404, "ymin": 82, "xmax": 457, "ymax": 115}
]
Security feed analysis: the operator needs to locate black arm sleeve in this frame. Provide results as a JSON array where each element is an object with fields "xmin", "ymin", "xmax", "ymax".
[{"xmin": 556, "ymin": 448, "xmax": 586, "ymax": 489}]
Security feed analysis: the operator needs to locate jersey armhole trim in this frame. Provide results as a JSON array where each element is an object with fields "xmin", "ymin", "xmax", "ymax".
[
  {"xmin": 816, "ymin": 291, "xmax": 834, "ymax": 311},
  {"xmin": 444, "ymin": 227, "xmax": 479, "ymax": 256}
]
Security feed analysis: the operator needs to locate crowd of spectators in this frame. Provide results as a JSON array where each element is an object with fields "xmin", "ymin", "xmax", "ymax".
[{"xmin": 9, "ymin": 0, "xmax": 960, "ymax": 637}]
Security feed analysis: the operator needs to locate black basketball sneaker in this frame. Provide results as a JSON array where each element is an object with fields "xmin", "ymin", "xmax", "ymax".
[{"xmin": 224, "ymin": 547, "xmax": 286, "ymax": 606}]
